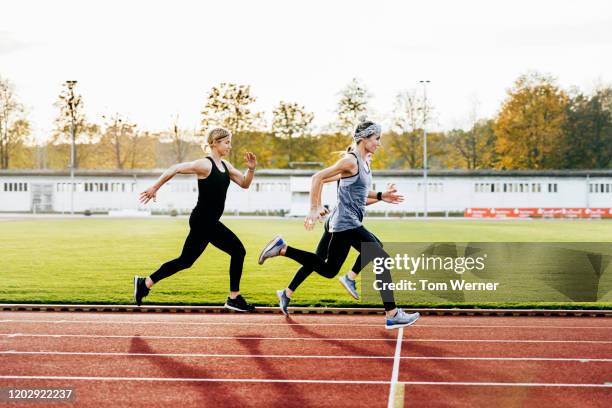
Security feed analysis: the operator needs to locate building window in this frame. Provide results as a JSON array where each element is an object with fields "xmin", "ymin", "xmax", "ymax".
[
  {"xmin": 548, "ymin": 183, "xmax": 558, "ymax": 193},
  {"xmin": 418, "ymin": 182, "xmax": 443, "ymax": 192},
  {"xmin": 255, "ymin": 182, "xmax": 290, "ymax": 192},
  {"xmin": 590, "ymin": 183, "xmax": 611, "ymax": 194},
  {"xmin": 3, "ymin": 182, "xmax": 28, "ymax": 192}
]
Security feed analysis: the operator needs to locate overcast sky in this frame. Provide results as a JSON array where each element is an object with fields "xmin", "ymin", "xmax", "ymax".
[{"xmin": 1, "ymin": 0, "xmax": 611, "ymax": 142}]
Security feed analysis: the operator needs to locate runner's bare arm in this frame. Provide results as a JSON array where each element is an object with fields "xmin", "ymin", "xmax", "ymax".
[
  {"xmin": 304, "ymin": 156, "xmax": 357, "ymax": 230},
  {"xmin": 224, "ymin": 152, "xmax": 257, "ymax": 189},
  {"xmin": 367, "ymin": 183, "xmax": 404, "ymax": 204},
  {"xmin": 139, "ymin": 159, "xmax": 211, "ymax": 204}
]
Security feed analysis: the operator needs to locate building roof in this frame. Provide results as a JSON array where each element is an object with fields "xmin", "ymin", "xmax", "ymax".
[{"xmin": 1, "ymin": 169, "xmax": 612, "ymax": 178}]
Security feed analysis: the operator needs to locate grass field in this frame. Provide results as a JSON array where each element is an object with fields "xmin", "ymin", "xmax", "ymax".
[{"xmin": 1, "ymin": 217, "xmax": 611, "ymax": 308}]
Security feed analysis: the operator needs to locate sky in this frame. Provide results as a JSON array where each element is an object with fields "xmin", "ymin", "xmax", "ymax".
[{"xmin": 1, "ymin": 0, "xmax": 611, "ymax": 143}]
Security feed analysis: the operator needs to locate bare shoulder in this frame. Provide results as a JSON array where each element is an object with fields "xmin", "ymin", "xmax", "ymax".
[
  {"xmin": 221, "ymin": 159, "xmax": 235, "ymax": 170},
  {"xmin": 192, "ymin": 158, "xmax": 212, "ymax": 178},
  {"xmin": 337, "ymin": 154, "xmax": 358, "ymax": 170}
]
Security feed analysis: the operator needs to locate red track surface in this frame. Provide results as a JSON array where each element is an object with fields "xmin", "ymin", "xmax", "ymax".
[{"xmin": 1, "ymin": 312, "xmax": 611, "ymax": 407}]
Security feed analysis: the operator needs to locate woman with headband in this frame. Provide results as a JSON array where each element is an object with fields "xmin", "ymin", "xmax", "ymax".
[
  {"xmin": 258, "ymin": 119, "xmax": 420, "ymax": 329},
  {"xmin": 134, "ymin": 127, "xmax": 257, "ymax": 312},
  {"xmin": 272, "ymin": 153, "xmax": 401, "ymax": 312}
]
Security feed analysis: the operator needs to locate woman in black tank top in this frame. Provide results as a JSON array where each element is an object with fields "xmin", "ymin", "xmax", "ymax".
[{"xmin": 133, "ymin": 127, "xmax": 257, "ymax": 312}]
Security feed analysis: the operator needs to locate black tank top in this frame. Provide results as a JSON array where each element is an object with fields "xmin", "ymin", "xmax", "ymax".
[{"xmin": 192, "ymin": 157, "xmax": 230, "ymax": 222}]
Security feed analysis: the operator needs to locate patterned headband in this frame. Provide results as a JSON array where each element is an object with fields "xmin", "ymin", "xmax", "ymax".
[{"xmin": 353, "ymin": 123, "xmax": 382, "ymax": 142}]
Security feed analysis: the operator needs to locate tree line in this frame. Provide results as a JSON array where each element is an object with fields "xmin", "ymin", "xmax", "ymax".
[{"xmin": 1, "ymin": 72, "xmax": 610, "ymax": 171}]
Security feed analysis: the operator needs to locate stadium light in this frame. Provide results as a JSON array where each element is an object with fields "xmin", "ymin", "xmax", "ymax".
[
  {"xmin": 419, "ymin": 80, "xmax": 430, "ymax": 218},
  {"xmin": 66, "ymin": 80, "xmax": 78, "ymax": 215}
]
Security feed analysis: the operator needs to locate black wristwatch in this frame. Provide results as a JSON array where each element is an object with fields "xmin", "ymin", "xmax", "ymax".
[{"xmin": 376, "ymin": 191, "xmax": 383, "ymax": 201}]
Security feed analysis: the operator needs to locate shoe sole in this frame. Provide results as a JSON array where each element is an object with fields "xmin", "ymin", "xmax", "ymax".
[
  {"xmin": 385, "ymin": 314, "xmax": 420, "ymax": 330},
  {"xmin": 339, "ymin": 277, "xmax": 359, "ymax": 300},
  {"xmin": 223, "ymin": 303, "xmax": 251, "ymax": 312},
  {"xmin": 133, "ymin": 276, "xmax": 140, "ymax": 306},
  {"xmin": 258, "ymin": 235, "xmax": 282, "ymax": 265},
  {"xmin": 276, "ymin": 290, "xmax": 289, "ymax": 316}
]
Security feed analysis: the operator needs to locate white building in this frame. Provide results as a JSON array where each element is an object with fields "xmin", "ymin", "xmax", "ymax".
[{"xmin": 0, "ymin": 169, "xmax": 611, "ymax": 217}]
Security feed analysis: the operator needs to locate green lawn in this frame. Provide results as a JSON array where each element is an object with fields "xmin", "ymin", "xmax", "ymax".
[{"xmin": 1, "ymin": 218, "xmax": 611, "ymax": 309}]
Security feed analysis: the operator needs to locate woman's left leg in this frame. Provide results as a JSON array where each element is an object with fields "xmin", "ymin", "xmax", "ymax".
[{"xmin": 209, "ymin": 221, "xmax": 253, "ymax": 312}]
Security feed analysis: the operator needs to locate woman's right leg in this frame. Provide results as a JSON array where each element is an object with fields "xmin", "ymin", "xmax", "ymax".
[
  {"xmin": 283, "ymin": 232, "xmax": 352, "ymax": 278},
  {"xmin": 134, "ymin": 227, "xmax": 209, "ymax": 305},
  {"xmin": 287, "ymin": 227, "xmax": 332, "ymax": 292},
  {"xmin": 149, "ymin": 229, "xmax": 209, "ymax": 283}
]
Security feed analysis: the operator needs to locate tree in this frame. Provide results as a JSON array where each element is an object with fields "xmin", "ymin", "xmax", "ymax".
[
  {"xmin": 451, "ymin": 99, "xmax": 498, "ymax": 170},
  {"xmin": 562, "ymin": 87, "xmax": 612, "ymax": 169},
  {"xmin": 163, "ymin": 115, "xmax": 194, "ymax": 163},
  {"xmin": 0, "ymin": 76, "xmax": 30, "ymax": 169},
  {"xmin": 52, "ymin": 81, "xmax": 99, "ymax": 169},
  {"xmin": 390, "ymin": 89, "xmax": 434, "ymax": 168},
  {"xmin": 334, "ymin": 78, "xmax": 371, "ymax": 135},
  {"xmin": 271, "ymin": 101, "xmax": 314, "ymax": 165},
  {"xmin": 200, "ymin": 83, "xmax": 264, "ymax": 163},
  {"xmin": 99, "ymin": 113, "xmax": 136, "ymax": 169},
  {"xmin": 494, "ymin": 72, "xmax": 568, "ymax": 169},
  {"xmin": 99, "ymin": 113, "xmax": 155, "ymax": 169}
]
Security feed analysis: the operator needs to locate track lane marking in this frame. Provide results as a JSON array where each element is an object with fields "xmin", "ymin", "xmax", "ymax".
[
  {"xmin": 400, "ymin": 381, "xmax": 612, "ymax": 388},
  {"xmin": 0, "ymin": 376, "xmax": 610, "ymax": 388},
  {"xmin": 0, "ymin": 375, "xmax": 389, "ymax": 384},
  {"xmin": 2, "ymin": 351, "xmax": 611, "ymax": 362},
  {"xmin": 388, "ymin": 328, "xmax": 404, "ymax": 408},
  {"xmin": 1, "ymin": 333, "xmax": 611, "ymax": 343},
  {"xmin": 2, "ymin": 319, "xmax": 611, "ymax": 329}
]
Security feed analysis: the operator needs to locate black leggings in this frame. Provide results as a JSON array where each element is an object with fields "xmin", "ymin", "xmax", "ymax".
[
  {"xmin": 149, "ymin": 220, "xmax": 245, "ymax": 292},
  {"xmin": 287, "ymin": 223, "xmax": 381, "ymax": 291},
  {"xmin": 284, "ymin": 226, "xmax": 396, "ymax": 311}
]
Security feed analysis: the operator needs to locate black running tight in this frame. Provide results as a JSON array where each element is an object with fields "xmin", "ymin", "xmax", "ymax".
[
  {"xmin": 284, "ymin": 226, "xmax": 396, "ymax": 311},
  {"xmin": 287, "ymin": 224, "xmax": 381, "ymax": 291},
  {"xmin": 149, "ymin": 220, "xmax": 245, "ymax": 292}
]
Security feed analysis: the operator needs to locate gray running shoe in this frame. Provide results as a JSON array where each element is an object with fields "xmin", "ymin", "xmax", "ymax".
[
  {"xmin": 385, "ymin": 309, "xmax": 420, "ymax": 330},
  {"xmin": 258, "ymin": 235, "xmax": 286, "ymax": 265},
  {"xmin": 339, "ymin": 274, "xmax": 359, "ymax": 300},
  {"xmin": 276, "ymin": 289, "xmax": 291, "ymax": 316}
]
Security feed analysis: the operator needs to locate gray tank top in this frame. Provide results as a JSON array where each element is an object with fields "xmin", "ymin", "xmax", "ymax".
[{"xmin": 328, "ymin": 152, "xmax": 372, "ymax": 232}]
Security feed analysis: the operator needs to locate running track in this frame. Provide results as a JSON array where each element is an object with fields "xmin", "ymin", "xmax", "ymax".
[{"xmin": 0, "ymin": 312, "xmax": 611, "ymax": 407}]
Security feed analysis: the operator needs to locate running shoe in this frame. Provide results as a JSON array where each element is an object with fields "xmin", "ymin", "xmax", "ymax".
[
  {"xmin": 133, "ymin": 276, "xmax": 150, "ymax": 306},
  {"xmin": 276, "ymin": 289, "xmax": 291, "ymax": 316},
  {"xmin": 339, "ymin": 274, "xmax": 359, "ymax": 300},
  {"xmin": 385, "ymin": 309, "xmax": 420, "ymax": 330},
  {"xmin": 258, "ymin": 235, "xmax": 285, "ymax": 265},
  {"xmin": 224, "ymin": 295, "xmax": 256, "ymax": 312}
]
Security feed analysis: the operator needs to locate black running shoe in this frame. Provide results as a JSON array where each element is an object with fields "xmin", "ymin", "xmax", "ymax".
[
  {"xmin": 133, "ymin": 276, "xmax": 150, "ymax": 306},
  {"xmin": 224, "ymin": 295, "xmax": 255, "ymax": 312}
]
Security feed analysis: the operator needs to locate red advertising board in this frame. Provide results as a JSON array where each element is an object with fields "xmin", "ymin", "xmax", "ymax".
[{"xmin": 464, "ymin": 208, "xmax": 612, "ymax": 218}]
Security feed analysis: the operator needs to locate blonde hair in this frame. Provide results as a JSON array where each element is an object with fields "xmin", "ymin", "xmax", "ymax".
[{"xmin": 203, "ymin": 127, "xmax": 231, "ymax": 154}]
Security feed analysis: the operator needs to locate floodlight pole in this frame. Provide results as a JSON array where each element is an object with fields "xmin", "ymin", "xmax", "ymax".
[
  {"xmin": 66, "ymin": 80, "xmax": 78, "ymax": 215},
  {"xmin": 419, "ymin": 80, "xmax": 430, "ymax": 218}
]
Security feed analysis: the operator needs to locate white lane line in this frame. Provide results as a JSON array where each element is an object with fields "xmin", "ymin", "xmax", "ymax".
[
  {"xmin": 1, "ymin": 351, "xmax": 611, "ymax": 362},
  {"xmin": 1, "ymin": 333, "xmax": 611, "ymax": 344},
  {"xmin": 401, "ymin": 381, "xmax": 612, "ymax": 388},
  {"xmin": 405, "ymin": 339, "xmax": 612, "ymax": 344},
  {"xmin": 0, "ymin": 351, "xmax": 394, "ymax": 359},
  {"xmin": 0, "ymin": 375, "xmax": 388, "ymax": 384},
  {"xmin": 400, "ymin": 356, "xmax": 612, "ymax": 362},
  {"xmin": 2, "ymin": 319, "xmax": 611, "ymax": 330},
  {"xmin": 0, "ymin": 333, "xmax": 395, "ymax": 341},
  {"xmin": 387, "ymin": 328, "xmax": 404, "ymax": 408},
  {"xmin": 0, "ymin": 376, "xmax": 609, "ymax": 388}
]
